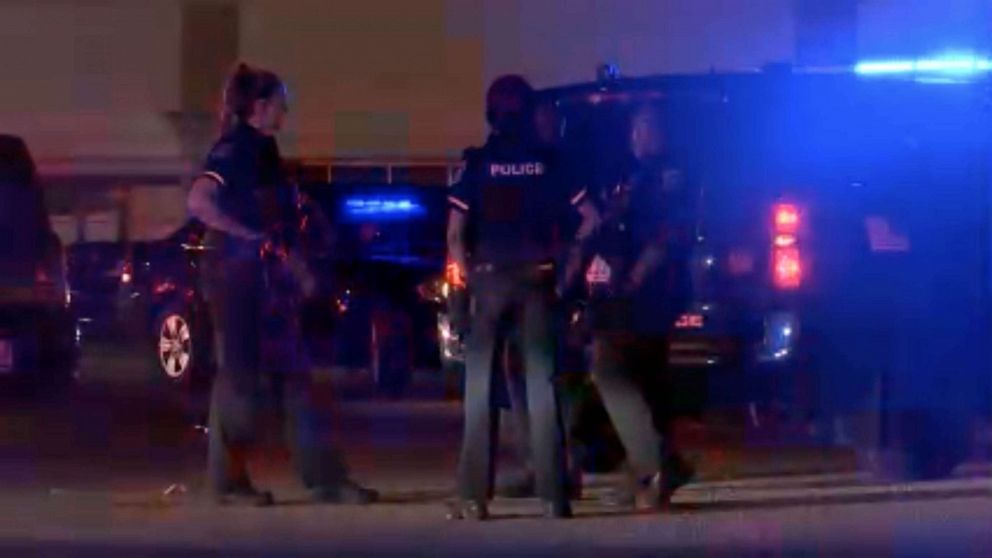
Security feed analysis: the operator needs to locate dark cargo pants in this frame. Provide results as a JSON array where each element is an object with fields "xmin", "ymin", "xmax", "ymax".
[
  {"xmin": 205, "ymin": 257, "xmax": 346, "ymax": 495},
  {"xmin": 457, "ymin": 267, "xmax": 568, "ymax": 503},
  {"xmin": 590, "ymin": 334, "xmax": 675, "ymax": 479}
]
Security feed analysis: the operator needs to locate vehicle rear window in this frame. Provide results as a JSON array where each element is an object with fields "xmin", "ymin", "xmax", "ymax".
[{"xmin": 303, "ymin": 183, "xmax": 448, "ymax": 265}]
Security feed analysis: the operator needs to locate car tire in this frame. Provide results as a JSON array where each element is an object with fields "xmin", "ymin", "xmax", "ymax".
[
  {"xmin": 852, "ymin": 373, "xmax": 971, "ymax": 482},
  {"xmin": 153, "ymin": 304, "xmax": 213, "ymax": 420},
  {"xmin": 30, "ymin": 315, "xmax": 80, "ymax": 400},
  {"xmin": 370, "ymin": 309, "xmax": 413, "ymax": 398},
  {"xmin": 864, "ymin": 411, "xmax": 970, "ymax": 482}
]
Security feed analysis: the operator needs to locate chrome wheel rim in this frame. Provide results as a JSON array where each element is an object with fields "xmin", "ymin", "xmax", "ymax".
[{"xmin": 158, "ymin": 314, "xmax": 192, "ymax": 380}]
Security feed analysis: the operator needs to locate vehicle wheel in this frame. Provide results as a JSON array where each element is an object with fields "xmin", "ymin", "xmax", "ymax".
[
  {"xmin": 370, "ymin": 309, "xmax": 413, "ymax": 398},
  {"xmin": 873, "ymin": 411, "xmax": 970, "ymax": 481},
  {"xmin": 153, "ymin": 305, "xmax": 213, "ymax": 420},
  {"xmin": 852, "ymin": 373, "xmax": 970, "ymax": 481}
]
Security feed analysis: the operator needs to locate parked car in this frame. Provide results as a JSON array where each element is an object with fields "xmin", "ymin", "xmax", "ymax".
[
  {"xmin": 300, "ymin": 181, "xmax": 448, "ymax": 396},
  {"xmin": 0, "ymin": 135, "xmax": 78, "ymax": 390},
  {"xmin": 70, "ymin": 181, "xmax": 448, "ymax": 400},
  {"xmin": 69, "ymin": 221, "xmax": 214, "ymax": 394},
  {"xmin": 437, "ymin": 63, "xmax": 992, "ymax": 480}
]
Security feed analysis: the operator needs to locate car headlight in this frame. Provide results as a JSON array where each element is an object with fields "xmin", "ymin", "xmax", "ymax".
[
  {"xmin": 758, "ymin": 311, "xmax": 798, "ymax": 362},
  {"xmin": 417, "ymin": 276, "xmax": 448, "ymax": 303}
]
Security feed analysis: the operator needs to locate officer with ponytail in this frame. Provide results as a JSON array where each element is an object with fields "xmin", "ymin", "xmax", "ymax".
[{"xmin": 188, "ymin": 63, "xmax": 376, "ymax": 506}]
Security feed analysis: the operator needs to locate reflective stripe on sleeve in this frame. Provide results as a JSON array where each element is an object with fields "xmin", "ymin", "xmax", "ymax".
[
  {"xmin": 570, "ymin": 188, "xmax": 588, "ymax": 206},
  {"xmin": 202, "ymin": 171, "xmax": 226, "ymax": 186},
  {"xmin": 448, "ymin": 196, "xmax": 469, "ymax": 212}
]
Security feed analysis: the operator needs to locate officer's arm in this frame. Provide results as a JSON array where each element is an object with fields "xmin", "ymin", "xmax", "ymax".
[
  {"xmin": 627, "ymin": 235, "xmax": 666, "ymax": 291},
  {"xmin": 446, "ymin": 151, "xmax": 475, "ymax": 287},
  {"xmin": 574, "ymin": 197, "xmax": 601, "ymax": 241},
  {"xmin": 446, "ymin": 208, "xmax": 468, "ymax": 287},
  {"xmin": 187, "ymin": 176, "xmax": 262, "ymax": 240},
  {"xmin": 626, "ymin": 193, "xmax": 671, "ymax": 291},
  {"xmin": 562, "ymin": 196, "xmax": 600, "ymax": 292}
]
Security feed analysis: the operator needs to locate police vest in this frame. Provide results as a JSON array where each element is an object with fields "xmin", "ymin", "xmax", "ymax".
[
  {"xmin": 585, "ymin": 166, "xmax": 695, "ymax": 333},
  {"xmin": 468, "ymin": 144, "xmax": 561, "ymax": 267}
]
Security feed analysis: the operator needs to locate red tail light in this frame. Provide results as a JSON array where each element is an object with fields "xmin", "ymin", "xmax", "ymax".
[
  {"xmin": 771, "ymin": 203, "xmax": 803, "ymax": 290},
  {"xmin": 772, "ymin": 246, "xmax": 802, "ymax": 289},
  {"xmin": 121, "ymin": 261, "xmax": 133, "ymax": 284},
  {"xmin": 774, "ymin": 203, "xmax": 800, "ymax": 234}
]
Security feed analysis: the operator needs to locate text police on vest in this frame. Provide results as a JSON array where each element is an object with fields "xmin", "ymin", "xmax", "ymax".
[{"xmin": 489, "ymin": 162, "xmax": 546, "ymax": 177}]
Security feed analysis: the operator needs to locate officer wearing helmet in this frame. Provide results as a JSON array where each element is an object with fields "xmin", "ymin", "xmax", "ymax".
[{"xmin": 446, "ymin": 75, "xmax": 590, "ymax": 520}]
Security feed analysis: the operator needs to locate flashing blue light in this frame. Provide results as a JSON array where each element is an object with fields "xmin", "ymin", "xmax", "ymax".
[
  {"xmin": 855, "ymin": 60, "xmax": 915, "ymax": 75},
  {"xmin": 343, "ymin": 196, "xmax": 425, "ymax": 219},
  {"xmin": 855, "ymin": 55, "xmax": 992, "ymax": 77}
]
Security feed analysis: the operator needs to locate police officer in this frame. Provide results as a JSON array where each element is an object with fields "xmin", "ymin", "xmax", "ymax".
[
  {"xmin": 446, "ymin": 76, "xmax": 584, "ymax": 520},
  {"xmin": 582, "ymin": 104, "xmax": 695, "ymax": 511},
  {"xmin": 495, "ymin": 100, "xmax": 598, "ymax": 500},
  {"xmin": 188, "ymin": 63, "xmax": 376, "ymax": 506}
]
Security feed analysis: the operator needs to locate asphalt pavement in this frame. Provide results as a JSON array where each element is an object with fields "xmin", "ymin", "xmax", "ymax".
[{"xmin": 1, "ymin": 341, "xmax": 990, "ymax": 557}]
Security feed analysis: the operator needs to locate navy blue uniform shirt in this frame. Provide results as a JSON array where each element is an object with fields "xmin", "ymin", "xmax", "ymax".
[
  {"xmin": 588, "ymin": 158, "xmax": 695, "ymax": 334},
  {"xmin": 199, "ymin": 122, "xmax": 286, "ymax": 257}
]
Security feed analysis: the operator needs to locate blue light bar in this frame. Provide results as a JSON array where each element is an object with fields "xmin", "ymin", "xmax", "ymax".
[
  {"xmin": 854, "ymin": 60, "xmax": 915, "ymax": 74},
  {"xmin": 343, "ymin": 196, "xmax": 426, "ymax": 218},
  {"xmin": 855, "ymin": 55, "xmax": 992, "ymax": 77}
]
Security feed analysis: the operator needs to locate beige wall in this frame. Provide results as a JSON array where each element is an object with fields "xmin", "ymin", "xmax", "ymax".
[
  {"xmin": 240, "ymin": 0, "xmax": 485, "ymax": 158},
  {"xmin": 0, "ymin": 0, "xmax": 182, "ymax": 160},
  {"xmin": 241, "ymin": 0, "xmax": 795, "ymax": 158}
]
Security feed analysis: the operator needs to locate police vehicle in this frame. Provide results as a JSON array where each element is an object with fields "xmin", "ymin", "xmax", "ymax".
[{"xmin": 439, "ymin": 57, "xmax": 992, "ymax": 480}]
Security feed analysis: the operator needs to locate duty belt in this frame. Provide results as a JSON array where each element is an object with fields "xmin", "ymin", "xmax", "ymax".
[{"xmin": 472, "ymin": 262, "xmax": 555, "ymax": 274}]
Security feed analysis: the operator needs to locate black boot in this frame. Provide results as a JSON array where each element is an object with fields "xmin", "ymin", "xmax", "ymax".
[
  {"xmin": 541, "ymin": 499, "xmax": 573, "ymax": 519},
  {"xmin": 446, "ymin": 499, "xmax": 490, "ymax": 521},
  {"xmin": 312, "ymin": 479, "xmax": 379, "ymax": 505},
  {"xmin": 213, "ymin": 485, "xmax": 275, "ymax": 507},
  {"xmin": 638, "ymin": 455, "xmax": 695, "ymax": 512},
  {"xmin": 660, "ymin": 454, "xmax": 695, "ymax": 503}
]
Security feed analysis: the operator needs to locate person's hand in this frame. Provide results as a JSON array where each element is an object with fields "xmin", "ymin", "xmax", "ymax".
[{"xmin": 286, "ymin": 249, "xmax": 317, "ymax": 297}]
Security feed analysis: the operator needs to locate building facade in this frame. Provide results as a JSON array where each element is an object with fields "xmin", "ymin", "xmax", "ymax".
[{"xmin": 2, "ymin": 0, "xmax": 987, "ymax": 240}]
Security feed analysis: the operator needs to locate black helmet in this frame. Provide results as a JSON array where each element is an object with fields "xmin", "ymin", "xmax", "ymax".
[{"xmin": 486, "ymin": 75, "xmax": 535, "ymax": 136}]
